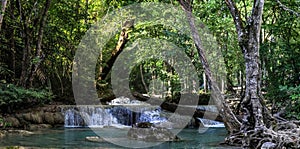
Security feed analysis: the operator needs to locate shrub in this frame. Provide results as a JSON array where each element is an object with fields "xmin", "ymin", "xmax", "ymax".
[
  {"xmin": 0, "ymin": 83, "xmax": 54, "ymax": 113},
  {"xmin": 279, "ymin": 85, "xmax": 300, "ymax": 120}
]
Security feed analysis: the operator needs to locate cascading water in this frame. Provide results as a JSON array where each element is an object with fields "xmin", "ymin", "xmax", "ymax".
[{"xmin": 62, "ymin": 97, "xmax": 167, "ymax": 128}]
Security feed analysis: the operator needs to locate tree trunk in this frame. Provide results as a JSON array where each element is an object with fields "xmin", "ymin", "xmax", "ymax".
[
  {"xmin": 17, "ymin": 0, "xmax": 31, "ymax": 87},
  {"xmin": 0, "ymin": 0, "xmax": 8, "ymax": 31},
  {"xmin": 8, "ymin": 0, "xmax": 16, "ymax": 82},
  {"xmin": 98, "ymin": 20, "xmax": 134, "ymax": 81},
  {"xmin": 140, "ymin": 64, "xmax": 148, "ymax": 93},
  {"xmin": 29, "ymin": 0, "xmax": 51, "ymax": 86},
  {"xmin": 224, "ymin": 0, "xmax": 300, "ymax": 148},
  {"xmin": 179, "ymin": 0, "xmax": 241, "ymax": 134}
]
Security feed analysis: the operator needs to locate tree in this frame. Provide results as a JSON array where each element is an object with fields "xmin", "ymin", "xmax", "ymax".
[
  {"xmin": 16, "ymin": 0, "xmax": 52, "ymax": 87},
  {"xmin": 180, "ymin": 0, "xmax": 300, "ymax": 148},
  {"xmin": 0, "ymin": 0, "xmax": 8, "ymax": 30},
  {"xmin": 179, "ymin": 0, "xmax": 241, "ymax": 133},
  {"xmin": 28, "ymin": 0, "xmax": 52, "ymax": 86},
  {"xmin": 225, "ymin": 0, "xmax": 300, "ymax": 148}
]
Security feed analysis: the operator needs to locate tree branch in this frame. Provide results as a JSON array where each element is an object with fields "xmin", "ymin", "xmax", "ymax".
[
  {"xmin": 224, "ymin": 0, "xmax": 246, "ymax": 53},
  {"xmin": 249, "ymin": 0, "xmax": 264, "ymax": 43},
  {"xmin": 276, "ymin": 0, "xmax": 299, "ymax": 17}
]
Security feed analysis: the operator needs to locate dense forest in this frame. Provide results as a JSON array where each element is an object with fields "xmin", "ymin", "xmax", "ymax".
[{"xmin": 0, "ymin": 0, "xmax": 299, "ymax": 148}]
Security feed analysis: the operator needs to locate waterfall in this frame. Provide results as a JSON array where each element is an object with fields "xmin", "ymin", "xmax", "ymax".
[
  {"xmin": 62, "ymin": 104, "xmax": 167, "ymax": 128},
  {"xmin": 63, "ymin": 106, "xmax": 120, "ymax": 127}
]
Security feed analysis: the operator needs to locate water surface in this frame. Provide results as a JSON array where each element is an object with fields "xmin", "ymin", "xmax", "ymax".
[{"xmin": 0, "ymin": 127, "xmax": 238, "ymax": 148}]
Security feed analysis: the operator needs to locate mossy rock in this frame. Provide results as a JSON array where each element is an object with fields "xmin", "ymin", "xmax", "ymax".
[{"xmin": 4, "ymin": 117, "xmax": 20, "ymax": 127}]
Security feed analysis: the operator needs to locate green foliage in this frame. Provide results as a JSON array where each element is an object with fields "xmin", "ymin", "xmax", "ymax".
[
  {"xmin": 0, "ymin": 0, "xmax": 299, "ymax": 123},
  {"xmin": 278, "ymin": 85, "xmax": 300, "ymax": 119},
  {"xmin": 0, "ymin": 83, "xmax": 54, "ymax": 113}
]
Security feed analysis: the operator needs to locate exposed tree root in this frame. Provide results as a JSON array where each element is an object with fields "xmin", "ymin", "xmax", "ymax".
[{"xmin": 225, "ymin": 120, "xmax": 300, "ymax": 148}]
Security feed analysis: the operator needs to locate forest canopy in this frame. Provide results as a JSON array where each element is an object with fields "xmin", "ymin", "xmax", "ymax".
[{"xmin": 0, "ymin": 0, "xmax": 299, "ymax": 121}]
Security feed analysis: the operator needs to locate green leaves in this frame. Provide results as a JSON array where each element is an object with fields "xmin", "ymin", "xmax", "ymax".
[
  {"xmin": 0, "ymin": 83, "xmax": 54, "ymax": 113},
  {"xmin": 279, "ymin": 85, "xmax": 300, "ymax": 119}
]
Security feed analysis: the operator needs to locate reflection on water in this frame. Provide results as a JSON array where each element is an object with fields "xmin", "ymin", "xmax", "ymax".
[{"xmin": 0, "ymin": 127, "xmax": 237, "ymax": 148}]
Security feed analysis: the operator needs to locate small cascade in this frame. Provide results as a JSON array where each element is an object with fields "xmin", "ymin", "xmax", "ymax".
[
  {"xmin": 63, "ymin": 107, "xmax": 118, "ymax": 127},
  {"xmin": 62, "ymin": 97, "xmax": 167, "ymax": 128},
  {"xmin": 138, "ymin": 108, "xmax": 166, "ymax": 123},
  {"xmin": 64, "ymin": 109, "xmax": 85, "ymax": 127},
  {"xmin": 197, "ymin": 118, "xmax": 225, "ymax": 128}
]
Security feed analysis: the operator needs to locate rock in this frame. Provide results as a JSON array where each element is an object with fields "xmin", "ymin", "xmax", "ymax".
[
  {"xmin": 154, "ymin": 121, "xmax": 174, "ymax": 129},
  {"xmin": 85, "ymin": 136, "xmax": 105, "ymax": 143},
  {"xmin": 4, "ymin": 117, "xmax": 20, "ymax": 127},
  {"xmin": 27, "ymin": 124, "xmax": 52, "ymax": 130},
  {"xmin": 53, "ymin": 112, "xmax": 64, "ymax": 124},
  {"xmin": 261, "ymin": 142, "xmax": 277, "ymax": 149},
  {"xmin": 162, "ymin": 114, "xmax": 192, "ymax": 128},
  {"xmin": 21, "ymin": 112, "xmax": 43, "ymax": 124},
  {"xmin": 136, "ymin": 122, "xmax": 153, "ymax": 128},
  {"xmin": 2, "ymin": 146, "xmax": 26, "ymax": 149},
  {"xmin": 43, "ymin": 112, "xmax": 55, "ymax": 125},
  {"xmin": 0, "ymin": 131, "xmax": 5, "ymax": 138},
  {"xmin": 127, "ymin": 127, "xmax": 180, "ymax": 142},
  {"xmin": 22, "ymin": 113, "xmax": 32, "ymax": 122},
  {"xmin": 31, "ymin": 112, "xmax": 43, "ymax": 124},
  {"xmin": 7, "ymin": 130, "xmax": 34, "ymax": 135}
]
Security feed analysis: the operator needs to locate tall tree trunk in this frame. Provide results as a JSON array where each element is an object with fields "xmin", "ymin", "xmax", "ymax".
[
  {"xmin": 29, "ymin": 0, "xmax": 51, "ymax": 86},
  {"xmin": 17, "ymin": 0, "xmax": 31, "ymax": 87},
  {"xmin": 0, "ymin": 0, "xmax": 8, "ymax": 30},
  {"xmin": 179, "ymin": 0, "xmax": 241, "ymax": 134},
  {"xmin": 8, "ymin": 0, "xmax": 16, "ymax": 82},
  {"xmin": 223, "ymin": 1, "xmax": 300, "ymax": 148},
  {"xmin": 224, "ymin": 0, "xmax": 272, "ymax": 129},
  {"xmin": 140, "ymin": 64, "xmax": 148, "ymax": 93}
]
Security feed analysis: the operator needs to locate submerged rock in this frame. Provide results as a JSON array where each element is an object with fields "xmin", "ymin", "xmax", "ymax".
[
  {"xmin": 127, "ymin": 127, "xmax": 180, "ymax": 142},
  {"xmin": 85, "ymin": 136, "xmax": 105, "ymax": 143},
  {"xmin": 27, "ymin": 124, "xmax": 52, "ymax": 130},
  {"xmin": 0, "ymin": 129, "xmax": 34, "ymax": 137},
  {"xmin": 7, "ymin": 130, "xmax": 34, "ymax": 135}
]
